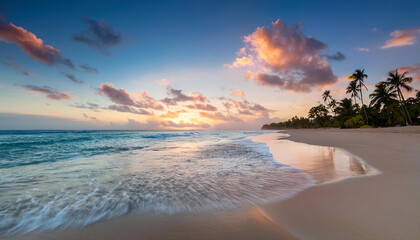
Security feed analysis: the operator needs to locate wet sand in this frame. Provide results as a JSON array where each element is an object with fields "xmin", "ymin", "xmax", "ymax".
[
  {"xmin": 5, "ymin": 127, "xmax": 420, "ymax": 240},
  {"xmin": 250, "ymin": 132, "xmax": 378, "ymax": 183},
  {"xmin": 262, "ymin": 127, "xmax": 420, "ymax": 240}
]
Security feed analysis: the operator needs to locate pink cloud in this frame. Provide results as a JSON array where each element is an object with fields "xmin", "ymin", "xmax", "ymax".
[
  {"xmin": 355, "ymin": 47, "xmax": 370, "ymax": 52},
  {"xmin": 0, "ymin": 17, "xmax": 74, "ymax": 69},
  {"xmin": 231, "ymin": 89, "xmax": 246, "ymax": 98},
  {"xmin": 132, "ymin": 91, "xmax": 164, "ymax": 110},
  {"xmin": 381, "ymin": 28, "xmax": 420, "ymax": 49},
  {"xmin": 394, "ymin": 64, "xmax": 420, "ymax": 80},
  {"xmin": 232, "ymin": 19, "xmax": 337, "ymax": 92}
]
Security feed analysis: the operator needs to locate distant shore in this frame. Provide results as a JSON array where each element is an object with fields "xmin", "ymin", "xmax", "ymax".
[{"xmin": 5, "ymin": 127, "xmax": 420, "ymax": 240}]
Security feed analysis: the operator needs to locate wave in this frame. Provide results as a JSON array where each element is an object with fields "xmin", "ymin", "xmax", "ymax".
[
  {"xmin": 140, "ymin": 131, "xmax": 199, "ymax": 139},
  {"xmin": 0, "ymin": 131, "xmax": 316, "ymax": 237}
]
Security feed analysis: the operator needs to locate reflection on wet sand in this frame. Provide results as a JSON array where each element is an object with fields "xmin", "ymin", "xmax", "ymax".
[{"xmin": 250, "ymin": 133, "xmax": 376, "ymax": 184}]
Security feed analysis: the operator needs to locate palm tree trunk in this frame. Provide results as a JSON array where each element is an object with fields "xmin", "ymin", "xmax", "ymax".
[
  {"xmin": 353, "ymin": 95, "xmax": 359, "ymax": 113},
  {"xmin": 359, "ymin": 88, "xmax": 369, "ymax": 125},
  {"xmin": 386, "ymin": 107, "xmax": 391, "ymax": 126},
  {"xmin": 398, "ymin": 88, "xmax": 413, "ymax": 125}
]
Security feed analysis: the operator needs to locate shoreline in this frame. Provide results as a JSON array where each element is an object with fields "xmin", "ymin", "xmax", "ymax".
[
  {"xmin": 4, "ymin": 127, "xmax": 420, "ymax": 239},
  {"xmin": 249, "ymin": 132, "xmax": 379, "ymax": 185},
  {"xmin": 261, "ymin": 126, "xmax": 420, "ymax": 239}
]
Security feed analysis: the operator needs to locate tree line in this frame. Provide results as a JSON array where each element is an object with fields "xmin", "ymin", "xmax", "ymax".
[{"xmin": 262, "ymin": 69, "xmax": 420, "ymax": 129}]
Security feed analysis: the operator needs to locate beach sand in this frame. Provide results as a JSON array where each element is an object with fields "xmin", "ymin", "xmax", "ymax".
[
  {"xmin": 262, "ymin": 127, "xmax": 420, "ymax": 240},
  {"xmin": 5, "ymin": 127, "xmax": 420, "ymax": 240}
]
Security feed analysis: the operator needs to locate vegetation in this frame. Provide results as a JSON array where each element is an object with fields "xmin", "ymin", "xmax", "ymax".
[{"xmin": 262, "ymin": 69, "xmax": 420, "ymax": 130}]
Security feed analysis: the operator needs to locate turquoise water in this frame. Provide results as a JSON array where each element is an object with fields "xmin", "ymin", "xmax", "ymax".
[{"xmin": 0, "ymin": 130, "xmax": 314, "ymax": 236}]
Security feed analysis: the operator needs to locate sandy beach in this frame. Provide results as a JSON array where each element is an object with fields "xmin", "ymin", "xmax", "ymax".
[
  {"xmin": 5, "ymin": 127, "xmax": 420, "ymax": 240},
  {"xmin": 263, "ymin": 127, "xmax": 420, "ymax": 240}
]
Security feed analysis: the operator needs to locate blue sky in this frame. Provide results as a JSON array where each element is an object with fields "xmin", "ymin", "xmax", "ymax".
[{"xmin": 0, "ymin": 0, "xmax": 419, "ymax": 129}]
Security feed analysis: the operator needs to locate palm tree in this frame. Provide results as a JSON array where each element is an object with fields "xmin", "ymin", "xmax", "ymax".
[
  {"xmin": 416, "ymin": 90, "xmax": 420, "ymax": 100},
  {"xmin": 322, "ymin": 90, "xmax": 336, "ymax": 115},
  {"xmin": 336, "ymin": 98, "xmax": 357, "ymax": 117},
  {"xmin": 322, "ymin": 90, "xmax": 332, "ymax": 104},
  {"xmin": 369, "ymin": 83, "xmax": 398, "ymax": 126},
  {"xmin": 382, "ymin": 69, "xmax": 413, "ymax": 125},
  {"xmin": 346, "ymin": 80, "xmax": 359, "ymax": 111},
  {"xmin": 348, "ymin": 69, "xmax": 369, "ymax": 124}
]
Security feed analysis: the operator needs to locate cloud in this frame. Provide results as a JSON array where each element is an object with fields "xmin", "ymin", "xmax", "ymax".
[
  {"xmin": 16, "ymin": 84, "xmax": 72, "ymax": 100},
  {"xmin": 132, "ymin": 91, "xmax": 164, "ymax": 110},
  {"xmin": 199, "ymin": 112, "xmax": 243, "ymax": 122},
  {"xmin": 160, "ymin": 110, "xmax": 187, "ymax": 119},
  {"xmin": 396, "ymin": 64, "xmax": 420, "ymax": 80},
  {"xmin": 381, "ymin": 28, "xmax": 420, "ymax": 49},
  {"xmin": 185, "ymin": 103, "xmax": 217, "ymax": 111},
  {"xmin": 221, "ymin": 98, "xmax": 271, "ymax": 117},
  {"xmin": 108, "ymin": 105, "xmax": 153, "ymax": 115},
  {"xmin": 72, "ymin": 102, "xmax": 100, "ymax": 112},
  {"xmin": 61, "ymin": 72, "xmax": 83, "ymax": 84},
  {"xmin": 161, "ymin": 87, "xmax": 207, "ymax": 106},
  {"xmin": 231, "ymin": 19, "xmax": 337, "ymax": 92},
  {"xmin": 231, "ymin": 89, "xmax": 246, "ymax": 98},
  {"xmin": 0, "ymin": 17, "xmax": 74, "ymax": 69},
  {"xmin": 157, "ymin": 78, "xmax": 170, "ymax": 86},
  {"xmin": 3, "ymin": 56, "xmax": 31, "ymax": 75},
  {"xmin": 98, "ymin": 83, "xmax": 163, "ymax": 115},
  {"xmin": 123, "ymin": 119, "xmax": 161, "ymax": 130},
  {"xmin": 245, "ymin": 71, "xmax": 254, "ymax": 80},
  {"xmin": 160, "ymin": 120, "xmax": 210, "ymax": 129},
  {"xmin": 98, "ymin": 83, "xmax": 137, "ymax": 106},
  {"xmin": 72, "ymin": 18, "xmax": 122, "ymax": 55},
  {"xmin": 83, "ymin": 113, "xmax": 97, "ymax": 121},
  {"xmin": 79, "ymin": 64, "xmax": 98, "ymax": 73},
  {"xmin": 324, "ymin": 51, "xmax": 346, "ymax": 61},
  {"xmin": 225, "ymin": 56, "xmax": 253, "ymax": 68},
  {"xmin": 355, "ymin": 47, "xmax": 370, "ymax": 52}
]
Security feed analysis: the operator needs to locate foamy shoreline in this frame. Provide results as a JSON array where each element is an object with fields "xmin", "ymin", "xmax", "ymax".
[{"xmin": 4, "ymin": 127, "xmax": 420, "ymax": 240}]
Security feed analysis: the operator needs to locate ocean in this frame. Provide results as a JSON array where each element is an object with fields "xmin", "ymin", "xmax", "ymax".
[{"xmin": 0, "ymin": 130, "xmax": 314, "ymax": 236}]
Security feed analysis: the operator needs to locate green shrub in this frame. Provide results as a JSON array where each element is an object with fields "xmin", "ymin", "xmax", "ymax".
[
  {"xmin": 360, "ymin": 125, "xmax": 373, "ymax": 128},
  {"xmin": 344, "ymin": 116, "xmax": 365, "ymax": 128}
]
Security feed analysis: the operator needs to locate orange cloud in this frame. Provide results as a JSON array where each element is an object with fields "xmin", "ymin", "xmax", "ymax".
[
  {"xmin": 231, "ymin": 89, "xmax": 246, "ymax": 98},
  {"xmin": 245, "ymin": 71, "xmax": 254, "ymax": 80},
  {"xmin": 225, "ymin": 56, "xmax": 253, "ymax": 68},
  {"xmin": 160, "ymin": 110, "xmax": 187, "ymax": 119},
  {"xmin": 0, "ymin": 17, "xmax": 74, "ymax": 69},
  {"xmin": 132, "ymin": 91, "xmax": 164, "ymax": 110},
  {"xmin": 231, "ymin": 19, "xmax": 337, "ymax": 92},
  {"xmin": 381, "ymin": 28, "xmax": 420, "ymax": 49}
]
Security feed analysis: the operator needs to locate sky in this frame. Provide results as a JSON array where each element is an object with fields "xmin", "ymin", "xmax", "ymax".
[{"xmin": 0, "ymin": 0, "xmax": 419, "ymax": 130}]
